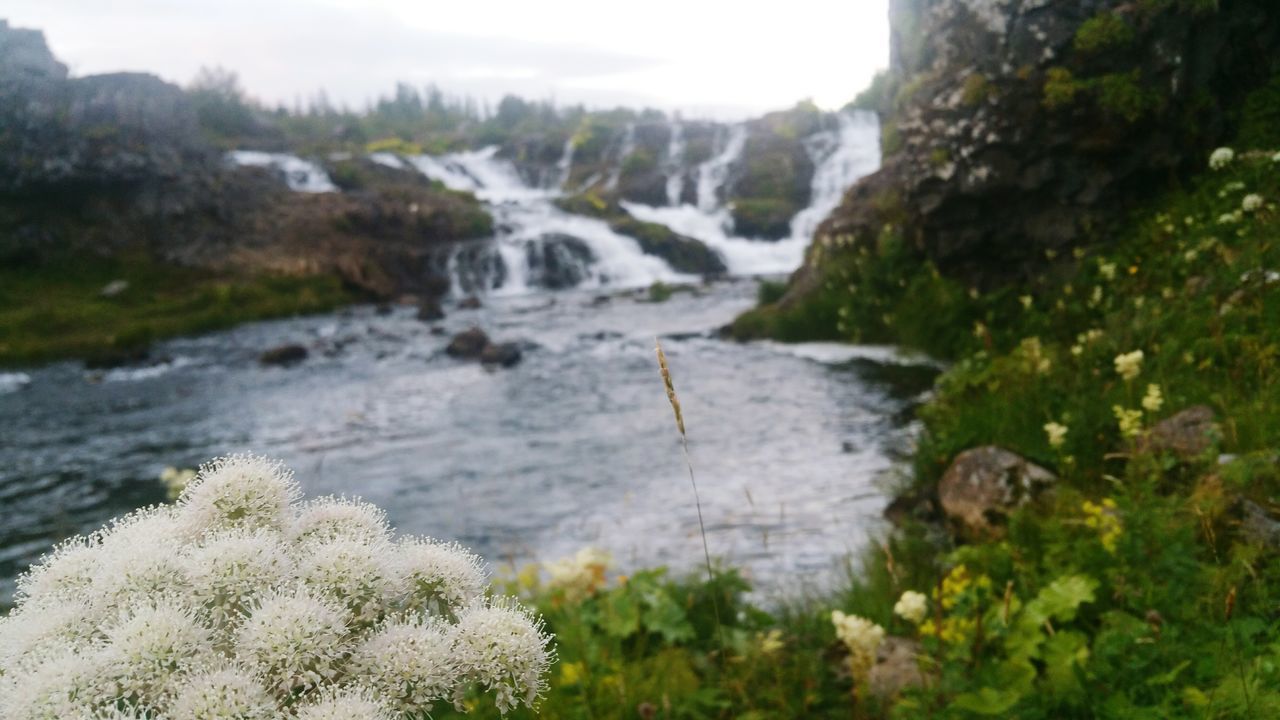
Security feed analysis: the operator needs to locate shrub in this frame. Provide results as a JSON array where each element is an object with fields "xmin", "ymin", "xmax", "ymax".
[{"xmin": 0, "ymin": 454, "xmax": 552, "ymax": 718}]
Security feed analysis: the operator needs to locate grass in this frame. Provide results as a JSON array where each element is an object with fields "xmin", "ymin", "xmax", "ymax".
[{"xmin": 0, "ymin": 254, "xmax": 355, "ymax": 367}]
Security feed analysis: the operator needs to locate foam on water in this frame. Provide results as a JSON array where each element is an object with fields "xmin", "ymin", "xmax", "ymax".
[{"xmin": 226, "ymin": 151, "xmax": 338, "ymax": 193}]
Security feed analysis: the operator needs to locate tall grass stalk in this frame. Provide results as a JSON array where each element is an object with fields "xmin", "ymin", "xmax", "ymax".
[{"xmin": 655, "ymin": 339, "xmax": 725, "ymax": 656}]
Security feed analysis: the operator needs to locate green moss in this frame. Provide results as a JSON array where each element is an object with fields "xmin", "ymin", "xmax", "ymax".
[
  {"xmin": 880, "ymin": 120, "xmax": 903, "ymax": 155},
  {"xmin": 364, "ymin": 137, "xmax": 423, "ymax": 155},
  {"xmin": 847, "ymin": 69, "xmax": 891, "ymax": 113},
  {"xmin": 1042, "ymin": 67, "xmax": 1082, "ymax": 111},
  {"xmin": 961, "ymin": 73, "xmax": 993, "ymax": 106},
  {"xmin": 1073, "ymin": 13, "xmax": 1134, "ymax": 55},
  {"xmin": 928, "ymin": 147, "xmax": 951, "ymax": 168},
  {"xmin": 729, "ymin": 198, "xmax": 798, "ymax": 240},
  {"xmin": 1096, "ymin": 71, "xmax": 1158, "ymax": 123},
  {"xmin": 0, "ymin": 255, "xmax": 354, "ymax": 367}
]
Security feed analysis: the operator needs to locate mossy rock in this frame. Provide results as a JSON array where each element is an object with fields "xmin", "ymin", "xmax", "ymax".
[
  {"xmin": 610, "ymin": 217, "xmax": 726, "ymax": 275},
  {"xmin": 730, "ymin": 198, "xmax": 799, "ymax": 240}
]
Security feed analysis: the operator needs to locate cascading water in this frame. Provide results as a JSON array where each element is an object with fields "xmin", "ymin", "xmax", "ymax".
[
  {"xmin": 604, "ymin": 122, "xmax": 636, "ymax": 193},
  {"xmin": 664, "ymin": 121, "xmax": 686, "ymax": 207},
  {"xmin": 407, "ymin": 148, "xmax": 687, "ymax": 295},
  {"xmin": 623, "ymin": 111, "xmax": 880, "ymax": 276},
  {"xmin": 696, "ymin": 124, "xmax": 747, "ymax": 212},
  {"xmin": 225, "ymin": 151, "xmax": 337, "ymax": 193},
  {"xmin": 551, "ymin": 138, "xmax": 574, "ymax": 190}
]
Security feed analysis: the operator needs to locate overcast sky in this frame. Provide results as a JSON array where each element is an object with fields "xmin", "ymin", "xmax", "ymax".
[{"xmin": 5, "ymin": 0, "xmax": 888, "ymax": 119}]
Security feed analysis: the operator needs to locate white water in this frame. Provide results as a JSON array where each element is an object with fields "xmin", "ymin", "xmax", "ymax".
[
  {"xmin": 604, "ymin": 122, "xmax": 636, "ymax": 193},
  {"xmin": 407, "ymin": 147, "xmax": 689, "ymax": 295},
  {"xmin": 552, "ymin": 138, "xmax": 574, "ymax": 190},
  {"xmin": 225, "ymin": 151, "xmax": 337, "ymax": 193},
  {"xmin": 664, "ymin": 121, "xmax": 686, "ymax": 206},
  {"xmin": 624, "ymin": 111, "xmax": 880, "ymax": 276},
  {"xmin": 696, "ymin": 124, "xmax": 747, "ymax": 212}
]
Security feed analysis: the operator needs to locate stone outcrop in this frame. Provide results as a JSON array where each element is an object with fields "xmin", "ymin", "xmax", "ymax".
[
  {"xmin": 1139, "ymin": 405, "xmax": 1220, "ymax": 460},
  {"xmin": 783, "ymin": 0, "xmax": 1280, "ymax": 302},
  {"xmin": 937, "ymin": 445, "xmax": 1056, "ymax": 539},
  {"xmin": 0, "ymin": 21, "xmax": 494, "ymax": 304}
]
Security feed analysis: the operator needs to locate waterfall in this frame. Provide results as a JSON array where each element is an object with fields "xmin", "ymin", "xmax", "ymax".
[
  {"xmin": 604, "ymin": 122, "xmax": 636, "ymax": 193},
  {"xmin": 552, "ymin": 137, "xmax": 574, "ymax": 190},
  {"xmin": 226, "ymin": 151, "xmax": 337, "ymax": 193},
  {"xmin": 664, "ymin": 121, "xmax": 686, "ymax": 207},
  {"xmin": 407, "ymin": 147, "xmax": 687, "ymax": 295},
  {"xmin": 695, "ymin": 124, "xmax": 747, "ymax": 212},
  {"xmin": 621, "ymin": 111, "xmax": 880, "ymax": 276}
]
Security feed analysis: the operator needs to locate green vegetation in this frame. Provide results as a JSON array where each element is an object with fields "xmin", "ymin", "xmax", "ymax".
[
  {"xmin": 729, "ymin": 197, "xmax": 798, "ymax": 240},
  {"xmin": 1074, "ymin": 13, "xmax": 1134, "ymax": 55},
  {"xmin": 723, "ymin": 131, "xmax": 1280, "ymax": 716},
  {"xmin": 0, "ymin": 255, "xmax": 354, "ymax": 366},
  {"xmin": 848, "ymin": 69, "xmax": 892, "ymax": 114}
]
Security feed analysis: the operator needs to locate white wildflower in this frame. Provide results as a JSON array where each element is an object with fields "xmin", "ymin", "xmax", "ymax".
[
  {"xmin": 14, "ymin": 535, "xmax": 102, "ymax": 608},
  {"xmin": 1044, "ymin": 421, "xmax": 1069, "ymax": 449},
  {"xmin": 177, "ymin": 454, "xmax": 299, "ymax": 535},
  {"xmin": 1114, "ymin": 350, "xmax": 1144, "ymax": 381},
  {"xmin": 290, "ymin": 495, "xmax": 391, "ymax": 546},
  {"xmin": 544, "ymin": 547, "xmax": 612, "ymax": 603},
  {"xmin": 454, "ymin": 601, "xmax": 554, "ymax": 714},
  {"xmin": 292, "ymin": 685, "xmax": 398, "ymax": 720},
  {"xmin": 183, "ymin": 529, "xmax": 292, "ymax": 623},
  {"xmin": 395, "ymin": 537, "xmax": 488, "ymax": 616},
  {"xmin": 100, "ymin": 598, "xmax": 215, "ymax": 705},
  {"xmin": 1142, "ymin": 384, "xmax": 1164, "ymax": 413},
  {"xmin": 1218, "ymin": 211, "xmax": 1241, "ymax": 225},
  {"xmin": 0, "ymin": 642, "xmax": 115, "ymax": 720},
  {"xmin": 236, "ymin": 586, "xmax": 349, "ymax": 695},
  {"xmin": 295, "ymin": 537, "xmax": 397, "ymax": 623},
  {"xmin": 1242, "ymin": 193, "xmax": 1264, "ymax": 212},
  {"xmin": 0, "ymin": 600, "xmax": 100, "ymax": 675},
  {"xmin": 1098, "ymin": 262, "xmax": 1117, "ymax": 281},
  {"xmin": 893, "ymin": 591, "xmax": 929, "ymax": 625},
  {"xmin": 93, "ymin": 507, "xmax": 192, "ymax": 609},
  {"xmin": 1209, "ymin": 147, "xmax": 1234, "ymax": 170},
  {"xmin": 1272, "ymin": 150, "xmax": 1280, "ymax": 163},
  {"xmin": 348, "ymin": 615, "xmax": 461, "ymax": 714},
  {"xmin": 169, "ymin": 662, "xmax": 275, "ymax": 720},
  {"xmin": 1019, "ymin": 294, "xmax": 1033, "ymax": 310},
  {"xmin": 831, "ymin": 610, "xmax": 884, "ymax": 676}
]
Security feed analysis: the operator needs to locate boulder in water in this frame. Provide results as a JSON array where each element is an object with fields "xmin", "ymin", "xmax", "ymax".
[
  {"xmin": 259, "ymin": 344, "xmax": 308, "ymax": 366},
  {"xmin": 457, "ymin": 296, "xmax": 483, "ymax": 310},
  {"xmin": 445, "ymin": 327, "xmax": 490, "ymax": 358},
  {"xmin": 416, "ymin": 298, "xmax": 445, "ymax": 321},
  {"xmin": 480, "ymin": 342, "xmax": 522, "ymax": 368},
  {"xmin": 610, "ymin": 217, "xmax": 726, "ymax": 276},
  {"xmin": 526, "ymin": 234, "xmax": 595, "ymax": 289}
]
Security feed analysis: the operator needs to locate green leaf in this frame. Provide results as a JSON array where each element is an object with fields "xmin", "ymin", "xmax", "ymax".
[
  {"xmin": 951, "ymin": 686, "xmax": 1024, "ymax": 715},
  {"xmin": 600, "ymin": 588, "xmax": 641, "ymax": 639},
  {"xmin": 1024, "ymin": 574, "xmax": 1099, "ymax": 626},
  {"xmin": 1043, "ymin": 630, "xmax": 1090, "ymax": 695},
  {"xmin": 1147, "ymin": 660, "xmax": 1192, "ymax": 687}
]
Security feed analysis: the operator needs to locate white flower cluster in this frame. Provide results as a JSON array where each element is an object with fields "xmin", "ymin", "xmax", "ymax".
[
  {"xmin": 1114, "ymin": 349, "xmax": 1144, "ymax": 382},
  {"xmin": 0, "ymin": 454, "xmax": 552, "ymax": 719},
  {"xmin": 893, "ymin": 591, "xmax": 929, "ymax": 625},
  {"xmin": 1209, "ymin": 147, "xmax": 1234, "ymax": 170},
  {"xmin": 831, "ymin": 610, "xmax": 884, "ymax": 676},
  {"xmin": 543, "ymin": 547, "xmax": 612, "ymax": 603}
]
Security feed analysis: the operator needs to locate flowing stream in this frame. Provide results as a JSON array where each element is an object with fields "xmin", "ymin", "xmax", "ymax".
[{"xmin": 0, "ymin": 110, "xmax": 910, "ymax": 603}]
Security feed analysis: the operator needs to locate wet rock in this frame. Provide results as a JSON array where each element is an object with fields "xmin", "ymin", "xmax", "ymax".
[
  {"xmin": 868, "ymin": 637, "xmax": 927, "ymax": 700},
  {"xmin": 429, "ymin": 326, "xmax": 447, "ymax": 336},
  {"xmin": 525, "ymin": 234, "xmax": 594, "ymax": 290},
  {"xmin": 883, "ymin": 487, "xmax": 940, "ymax": 528},
  {"xmin": 938, "ymin": 446, "xmax": 1056, "ymax": 539},
  {"xmin": 1139, "ymin": 405, "xmax": 1220, "ymax": 460},
  {"xmin": 374, "ymin": 303, "xmax": 394, "ymax": 316},
  {"xmin": 259, "ymin": 344, "xmax": 308, "ymax": 366},
  {"xmin": 84, "ymin": 346, "xmax": 151, "ymax": 370},
  {"xmin": 416, "ymin": 298, "xmax": 445, "ymax": 321},
  {"xmin": 457, "ymin": 296, "xmax": 483, "ymax": 310},
  {"xmin": 479, "ymin": 342, "xmax": 523, "ymax": 368},
  {"xmin": 445, "ymin": 327, "xmax": 490, "ymax": 358}
]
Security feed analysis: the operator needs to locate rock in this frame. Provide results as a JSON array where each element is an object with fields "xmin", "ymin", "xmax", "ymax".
[
  {"xmin": 374, "ymin": 303, "xmax": 393, "ymax": 316},
  {"xmin": 457, "ymin": 296, "xmax": 483, "ymax": 310},
  {"xmin": 938, "ymin": 446, "xmax": 1057, "ymax": 539},
  {"xmin": 445, "ymin": 327, "xmax": 490, "ymax": 358},
  {"xmin": 883, "ymin": 487, "xmax": 940, "ymax": 527},
  {"xmin": 84, "ymin": 346, "xmax": 151, "ymax": 370},
  {"xmin": 259, "ymin": 344, "xmax": 308, "ymax": 366},
  {"xmin": 1234, "ymin": 497, "xmax": 1280, "ymax": 551},
  {"xmin": 416, "ymin": 298, "xmax": 445, "ymax": 321},
  {"xmin": 1140, "ymin": 405, "xmax": 1219, "ymax": 459},
  {"xmin": 429, "ymin": 326, "xmax": 447, "ymax": 336},
  {"xmin": 525, "ymin": 234, "xmax": 595, "ymax": 290},
  {"xmin": 99, "ymin": 279, "xmax": 129, "ymax": 298},
  {"xmin": 868, "ymin": 637, "xmax": 927, "ymax": 701},
  {"xmin": 479, "ymin": 342, "xmax": 523, "ymax": 368},
  {"xmin": 610, "ymin": 216, "xmax": 727, "ymax": 275}
]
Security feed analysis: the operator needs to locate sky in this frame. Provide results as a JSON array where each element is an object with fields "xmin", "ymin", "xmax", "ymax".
[{"xmin": 5, "ymin": 0, "xmax": 889, "ymax": 119}]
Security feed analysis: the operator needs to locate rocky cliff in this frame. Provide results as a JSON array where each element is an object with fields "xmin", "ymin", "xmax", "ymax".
[
  {"xmin": 778, "ymin": 0, "xmax": 1280, "ymax": 306},
  {"xmin": 0, "ymin": 20, "xmax": 492, "ymax": 301}
]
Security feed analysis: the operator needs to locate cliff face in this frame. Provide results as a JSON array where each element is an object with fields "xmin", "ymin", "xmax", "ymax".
[{"xmin": 789, "ymin": 0, "xmax": 1280, "ymax": 300}]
